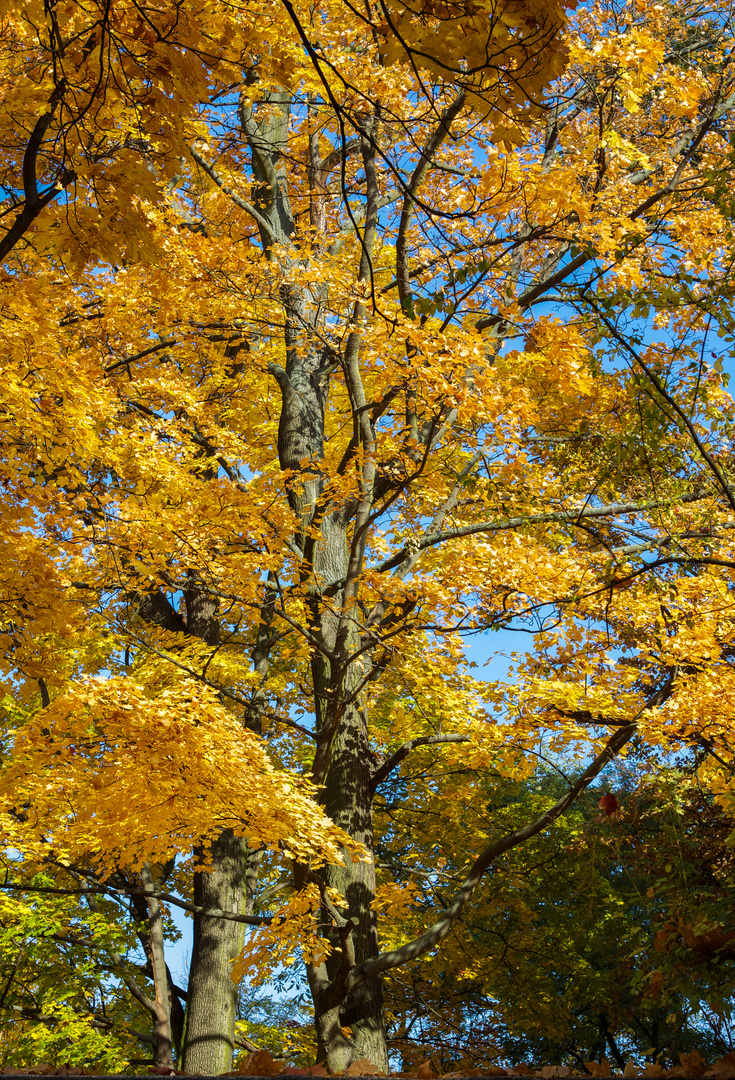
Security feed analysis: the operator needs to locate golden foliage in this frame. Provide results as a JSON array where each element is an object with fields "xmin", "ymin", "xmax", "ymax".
[{"xmin": 1, "ymin": 0, "xmax": 735, "ymax": 1066}]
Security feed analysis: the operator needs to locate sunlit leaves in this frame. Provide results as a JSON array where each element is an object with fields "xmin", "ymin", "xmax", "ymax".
[
  {"xmin": 0, "ymin": 677, "xmax": 363, "ymax": 876},
  {"xmin": 1, "ymin": 0, "xmax": 735, "ymax": 1065}
]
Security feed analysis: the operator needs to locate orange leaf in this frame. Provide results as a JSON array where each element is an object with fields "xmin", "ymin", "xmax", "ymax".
[
  {"xmin": 680, "ymin": 1051, "xmax": 708, "ymax": 1077},
  {"xmin": 237, "ymin": 1050, "xmax": 286, "ymax": 1076},
  {"xmin": 707, "ymin": 1053, "xmax": 735, "ymax": 1079},
  {"xmin": 599, "ymin": 793, "xmax": 619, "ymax": 816},
  {"xmin": 346, "ymin": 1059, "xmax": 387, "ymax": 1076}
]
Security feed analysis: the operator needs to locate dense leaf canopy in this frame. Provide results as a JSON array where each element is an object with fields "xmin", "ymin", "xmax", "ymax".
[{"xmin": 1, "ymin": 0, "xmax": 735, "ymax": 1071}]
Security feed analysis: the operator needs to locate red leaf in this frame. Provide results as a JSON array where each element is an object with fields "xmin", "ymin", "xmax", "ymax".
[{"xmin": 599, "ymin": 793, "xmax": 619, "ymax": 816}]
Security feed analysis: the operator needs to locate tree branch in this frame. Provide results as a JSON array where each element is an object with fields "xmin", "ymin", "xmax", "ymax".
[
  {"xmin": 396, "ymin": 91, "xmax": 466, "ymax": 316},
  {"xmin": 588, "ymin": 300, "xmax": 735, "ymax": 515},
  {"xmin": 370, "ymin": 734, "xmax": 471, "ymax": 793},
  {"xmin": 0, "ymin": 881, "xmax": 273, "ymax": 926},
  {"xmin": 0, "ymin": 1004, "xmax": 157, "ymax": 1047},
  {"xmin": 348, "ymin": 704, "xmax": 660, "ymax": 990},
  {"xmin": 476, "ymin": 86, "xmax": 735, "ymax": 333},
  {"xmin": 190, "ymin": 146, "xmax": 284, "ymax": 244},
  {"xmin": 369, "ymin": 487, "xmax": 719, "ymax": 577},
  {"xmin": 105, "ymin": 339, "xmax": 179, "ymax": 374}
]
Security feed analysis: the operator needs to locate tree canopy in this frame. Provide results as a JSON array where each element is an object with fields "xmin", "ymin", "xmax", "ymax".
[{"xmin": 1, "ymin": 0, "xmax": 735, "ymax": 1072}]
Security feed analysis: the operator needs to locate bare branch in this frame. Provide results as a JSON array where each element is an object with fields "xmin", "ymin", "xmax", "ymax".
[
  {"xmin": 370, "ymin": 734, "xmax": 471, "ymax": 793},
  {"xmin": 0, "ymin": 881, "xmax": 272, "ymax": 926},
  {"xmin": 348, "ymin": 695, "xmax": 669, "ymax": 990}
]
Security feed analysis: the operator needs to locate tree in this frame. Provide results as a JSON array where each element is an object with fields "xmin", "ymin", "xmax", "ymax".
[
  {"xmin": 374, "ymin": 763, "xmax": 735, "ymax": 1072},
  {"xmin": 0, "ymin": 868, "xmax": 147, "ymax": 1072},
  {"xmin": 1, "ymin": 0, "xmax": 735, "ymax": 1071}
]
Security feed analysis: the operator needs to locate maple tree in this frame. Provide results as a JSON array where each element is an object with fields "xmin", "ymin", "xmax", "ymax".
[{"xmin": 2, "ymin": 0, "xmax": 735, "ymax": 1072}]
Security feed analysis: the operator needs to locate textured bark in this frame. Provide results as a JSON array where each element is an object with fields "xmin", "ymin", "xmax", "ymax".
[
  {"xmin": 273, "ymin": 292, "xmax": 390, "ymax": 1071},
  {"xmin": 305, "ymin": 551, "xmax": 388, "ymax": 1071},
  {"xmin": 181, "ymin": 829, "xmax": 248, "ymax": 1074},
  {"xmin": 140, "ymin": 864, "xmax": 174, "ymax": 1070},
  {"xmin": 314, "ymin": 702, "xmax": 387, "ymax": 1073},
  {"xmin": 273, "ymin": 347, "xmax": 389, "ymax": 1067},
  {"xmin": 238, "ymin": 89, "xmax": 390, "ymax": 1071},
  {"xmin": 180, "ymin": 563, "xmax": 250, "ymax": 1075}
]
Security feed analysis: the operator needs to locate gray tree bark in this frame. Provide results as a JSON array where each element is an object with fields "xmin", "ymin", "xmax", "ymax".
[{"xmin": 181, "ymin": 830, "xmax": 249, "ymax": 1074}]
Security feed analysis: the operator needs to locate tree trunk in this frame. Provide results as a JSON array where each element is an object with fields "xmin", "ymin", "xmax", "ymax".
[
  {"xmin": 273, "ymin": 343, "xmax": 389, "ymax": 1067},
  {"xmin": 181, "ymin": 829, "xmax": 248, "ymax": 1073},
  {"xmin": 243, "ymin": 85, "xmax": 389, "ymax": 1068},
  {"xmin": 306, "ymin": 593, "xmax": 388, "ymax": 1072},
  {"xmin": 141, "ymin": 864, "xmax": 175, "ymax": 1069},
  {"xmin": 181, "ymin": 576, "xmax": 249, "ymax": 1074},
  {"xmin": 314, "ymin": 701, "xmax": 388, "ymax": 1073}
]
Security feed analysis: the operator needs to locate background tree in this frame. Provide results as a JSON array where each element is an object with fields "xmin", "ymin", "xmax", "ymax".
[
  {"xmin": 374, "ymin": 762, "xmax": 735, "ymax": 1073},
  {"xmin": 0, "ymin": 869, "xmax": 147, "ymax": 1071}
]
